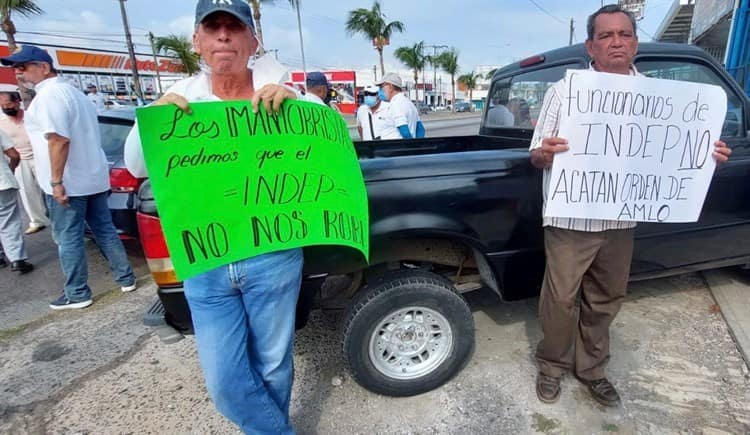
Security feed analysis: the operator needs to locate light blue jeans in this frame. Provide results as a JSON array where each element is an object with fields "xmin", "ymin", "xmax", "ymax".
[
  {"xmin": 184, "ymin": 248, "xmax": 303, "ymax": 435},
  {"xmin": 45, "ymin": 191, "xmax": 136, "ymax": 302}
]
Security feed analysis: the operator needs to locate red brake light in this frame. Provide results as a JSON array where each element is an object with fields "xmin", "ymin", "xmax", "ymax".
[
  {"xmin": 110, "ymin": 168, "xmax": 140, "ymax": 192},
  {"xmin": 519, "ymin": 55, "xmax": 545, "ymax": 68},
  {"xmin": 136, "ymin": 212, "xmax": 170, "ymax": 258}
]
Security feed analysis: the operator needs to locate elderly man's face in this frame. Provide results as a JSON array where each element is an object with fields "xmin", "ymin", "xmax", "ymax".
[
  {"xmin": 193, "ymin": 12, "xmax": 257, "ymax": 75},
  {"xmin": 585, "ymin": 12, "xmax": 638, "ymax": 75}
]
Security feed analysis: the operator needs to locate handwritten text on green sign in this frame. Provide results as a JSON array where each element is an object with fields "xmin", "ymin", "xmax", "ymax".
[{"xmin": 136, "ymin": 100, "xmax": 369, "ymax": 280}]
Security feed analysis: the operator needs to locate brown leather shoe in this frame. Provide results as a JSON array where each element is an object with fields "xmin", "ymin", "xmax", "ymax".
[
  {"xmin": 578, "ymin": 377, "xmax": 620, "ymax": 407},
  {"xmin": 536, "ymin": 373, "xmax": 561, "ymax": 403}
]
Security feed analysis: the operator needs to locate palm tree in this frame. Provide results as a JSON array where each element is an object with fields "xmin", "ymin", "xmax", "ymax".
[
  {"xmin": 437, "ymin": 48, "xmax": 459, "ymax": 112},
  {"xmin": 485, "ymin": 68, "xmax": 497, "ymax": 80},
  {"xmin": 0, "ymin": 0, "xmax": 43, "ymax": 104},
  {"xmin": 345, "ymin": 1, "xmax": 405, "ymax": 76},
  {"xmin": 457, "ymin": 71, "xmax": 480, "ymax": 110},
  {"xmin": 155, "ymin": 34, "xmax": 200, "ymax": 76},
  {"xmin": 0, "ymin": 0, "xmax": 41, "ymax": 52},
  {"xmin": 394, "ymin": 41, "xmax": 425, "ymax": 102}
]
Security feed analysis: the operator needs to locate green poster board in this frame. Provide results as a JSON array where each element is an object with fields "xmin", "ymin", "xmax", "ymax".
[{"xmin": 135, "ymin": 100, "xmax": 369, "ymax": 280}]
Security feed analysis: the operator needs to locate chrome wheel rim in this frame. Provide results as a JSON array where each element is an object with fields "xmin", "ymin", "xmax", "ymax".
[{"xmin": 368, "ymin": 306, "xmax": 454, "ymax": 380}]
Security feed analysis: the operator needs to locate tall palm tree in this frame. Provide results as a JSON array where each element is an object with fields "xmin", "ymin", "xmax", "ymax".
[
  {"xmin": 457, "ymin": 71, "xmax": 480, "ymax": 109},
  {"xmin": 0, "ymin": 0, "xmax": 43, "ymax": 104},
  {"xmin": 437, "ymin": 48, "xmax": 459, "ymax": 112},
  {"xmin": 394, "ymin": 41, "xmax": 425, "ymax": 102},
  {"xmin": 345, "ymin": 1, "xmax": 405, "ymax": 76},
  {"xmin": 0, "ymin": 0, "xmax": 41, "ymax": 52},
  {"xmin": 485, "ymin": 68, "xmax": 497, "ymax": 80},
  {"xmin": 155, "ymin": 34, "xmax": 200, "ymax": 76}
]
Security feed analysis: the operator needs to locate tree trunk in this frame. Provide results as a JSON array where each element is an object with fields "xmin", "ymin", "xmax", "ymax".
[
  {"xmin": 2, "ymin": 15, "xmax": 33, "ymax": 107},
  {"xmin": 252, "ymin": 2, "xmax": 265, "ymax": 56},
  {"xmin": 451, "ymin": 76, "xmax": 456, "ymax": 113},
  {"xmin": 413, "ymin": 70, "xmax": 418, "ymax": 102},
  {"xmin": 378, "ymin": 47, "xmax": 385, "ymax": 76}
]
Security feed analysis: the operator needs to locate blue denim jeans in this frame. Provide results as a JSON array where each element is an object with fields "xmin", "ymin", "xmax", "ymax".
[
  {"xmin": 45, "ymin": 191, "xmax": 135, "ymax": 302},
  {"xmin": 184, "ymin": 248, "xmax": 303, "ymax": 435}
]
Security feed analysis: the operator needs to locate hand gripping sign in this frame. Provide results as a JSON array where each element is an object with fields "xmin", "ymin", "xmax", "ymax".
[
  {"xmin": 545, "ymin": 70, "xmax": 727, "ymax": 223},
  {"xmin": 136, "ymin": 100, "xmax": 369, "ymax": 280}
]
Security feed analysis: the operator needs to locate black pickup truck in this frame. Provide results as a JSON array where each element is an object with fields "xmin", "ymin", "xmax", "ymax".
[{"xmin": 137, "ymin": 42, "xmax": 750, "ymax": 398}]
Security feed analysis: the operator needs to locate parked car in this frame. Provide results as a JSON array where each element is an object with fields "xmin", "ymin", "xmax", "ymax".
[
  {"xmin": 417, "ymin": 102, "xmax": 431, "ymax": 115},
  {"xmin": 98, "ymin": 108, "xmax": 143, "ymax": 239},
  {"xmin": 454, "ymin": 101, "xmax": 472, "ymax": 112},
  {"xmin": 139, "ymin": 42, "xmax": 750, "ymax": 398}
]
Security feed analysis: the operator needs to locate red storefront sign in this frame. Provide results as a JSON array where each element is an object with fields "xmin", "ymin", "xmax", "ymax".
[{"xmin": 290, "ymin": 70, "xmax": 358, "ymax": 115}]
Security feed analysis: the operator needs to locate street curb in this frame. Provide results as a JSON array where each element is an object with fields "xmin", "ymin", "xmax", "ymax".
[{"xmin": 703, "ymin": 269, "xmax": 750, "ymax": 368}]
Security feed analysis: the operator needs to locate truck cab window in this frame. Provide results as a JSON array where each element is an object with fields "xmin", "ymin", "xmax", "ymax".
[
  {"xmin": 635, "ymin": 59, "xmax": 745, "ymax": 138},
  {"xmin": 484, "ymin": 63, "xmax": 579, "ymax": 130}
]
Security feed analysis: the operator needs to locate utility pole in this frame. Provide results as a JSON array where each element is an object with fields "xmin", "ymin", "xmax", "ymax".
[
  {"xmin": 425, "ymin": 44, "xmax": 448, "ymax": 106},
  {"xmin": 373, "ymin": 64, "xmax": 377, "ymax": 82},
  {"xmin": 569, "ymin": 18, "xmax": 574, "ymax": 46},
  {"xmin": 119, "ymin": 0, "xmax": 144, "ymax": 102},
  {"xmin": 265, "ymin": 49, "xmax": 279, "ymax": 60},
  {"xmin": 292, "ymin": 0, "xmax": 307, "ymax": 90},
  {"xmin": 147, "ymin": 32, "xmax": 163, "ymax": 96}
]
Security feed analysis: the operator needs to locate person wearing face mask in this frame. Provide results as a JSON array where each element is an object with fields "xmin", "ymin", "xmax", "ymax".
[
  {"xmin": 0, "ymin": 91, "xmax": 49, "ymax": 235},
  {"xmin": 376, "ymin": 72, "xmax": 426, "ymax": 140},
  {"xmin": 356, "ymin": 84, "xmax": 389, "ymax": 141}
]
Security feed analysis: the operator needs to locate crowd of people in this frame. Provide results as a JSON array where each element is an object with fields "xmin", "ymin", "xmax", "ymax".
[{"xmin": 0, "ymin": 1, "xmax": 735, "ymax": 433}]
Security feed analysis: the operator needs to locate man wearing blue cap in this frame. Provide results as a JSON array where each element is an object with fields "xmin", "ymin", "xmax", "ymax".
[
  {"xmin": 304, "ymin": 71, "xmax": 342, "ymax": 112},
  {"xmin": 0, "ymin": 45, "xmax": 137, "ymax": 310},
  {"xmin": 124, "ymin": 1, "xmax": 303, "ymax": 433}
]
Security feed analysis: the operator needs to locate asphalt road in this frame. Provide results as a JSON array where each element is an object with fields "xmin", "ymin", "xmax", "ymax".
[
  {"xmin": 0, "ymin": 209, "xmax": 149, "ymax": 331},
  {"xmin": 347, "ymin": 112, "xmax": 482, "ymax": 139}
]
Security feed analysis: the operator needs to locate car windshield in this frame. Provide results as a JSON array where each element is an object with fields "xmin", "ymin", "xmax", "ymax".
[{"xmin": 99, "ymin": 120, "xmax": 133, "ymax": 159}]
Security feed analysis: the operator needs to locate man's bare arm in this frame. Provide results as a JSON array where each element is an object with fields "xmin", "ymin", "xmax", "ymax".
[{"xmin": 3, "ymin": 147, "xmax": 19, "ymax": 172}]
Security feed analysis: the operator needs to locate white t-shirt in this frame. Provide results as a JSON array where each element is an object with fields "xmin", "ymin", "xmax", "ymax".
[
  {"xmin": 0, "ymin": 129, "xmax": 18, "ymax": 191},
  {"xmin": 356, "ymin": 102, "xmax": 389, "ymax": 140},
  {"xmin": 88, "ymin": 93, "xmax": 106, "ymax": 111},
  {"xmin": 25, "ymin": 77, "xmax": 110, "ymax": 196},
  {"xmin": 380, "ymin": 92, "xmax": 420, "ymax": 139},
  {"xmin": 125, "ymin": 64, "xmax": 291, "ymax": 178}
]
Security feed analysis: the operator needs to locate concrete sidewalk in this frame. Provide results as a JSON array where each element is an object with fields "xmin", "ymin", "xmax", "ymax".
[{"xmin": 704, "ymin": 268, "xmax": 750, "ymax": 367}]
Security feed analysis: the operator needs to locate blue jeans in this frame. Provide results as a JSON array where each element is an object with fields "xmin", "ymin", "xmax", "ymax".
[
  {"xmin": 46, "ymin": 191, "xmax": 135, "ymax": 302},
  {"xmin": 185, "ymin": 248, "xmax": 303, "ymax": 435}
]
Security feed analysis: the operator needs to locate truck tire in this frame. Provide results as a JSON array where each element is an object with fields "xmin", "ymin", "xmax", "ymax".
[{"xmin": 341, "ymin": 269, "xmax": 475, "ymax": 396}]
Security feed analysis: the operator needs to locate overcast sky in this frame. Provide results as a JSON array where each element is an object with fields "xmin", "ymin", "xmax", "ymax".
[{"xmin": 11, "ymin": 0, "xmax": 676, "ymax": 83}]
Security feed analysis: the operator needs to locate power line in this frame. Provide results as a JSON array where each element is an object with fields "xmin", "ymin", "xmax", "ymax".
[{"xmin": 526, "ymin": 0, "xmax": 567, "ymax": 26}]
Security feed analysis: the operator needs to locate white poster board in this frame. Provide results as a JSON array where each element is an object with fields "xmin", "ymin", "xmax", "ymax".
[{"xmin": 545, "ymin": 70, "xmax": 726, "ymax": 223}]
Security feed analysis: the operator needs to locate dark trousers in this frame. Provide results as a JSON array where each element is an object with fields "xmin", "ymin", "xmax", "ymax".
[{"xmin": 536, "ymin": 226, "xmax": 635, "ymax": 380}]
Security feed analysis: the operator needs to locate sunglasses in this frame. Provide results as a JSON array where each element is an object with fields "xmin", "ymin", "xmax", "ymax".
[{"xmin": 14, "ymin": 62, "xmax": 43, "ymax": 72}]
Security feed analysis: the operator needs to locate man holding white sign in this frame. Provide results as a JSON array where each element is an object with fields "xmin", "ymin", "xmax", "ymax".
[{"xmin": 529, "ymin": 4, "xmax": 731, "ymax": 407}]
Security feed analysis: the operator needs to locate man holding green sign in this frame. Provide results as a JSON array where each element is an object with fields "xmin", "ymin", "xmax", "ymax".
[{"xmin": 124, "ymin": 1, "xmax": 367, "ymax": 433}]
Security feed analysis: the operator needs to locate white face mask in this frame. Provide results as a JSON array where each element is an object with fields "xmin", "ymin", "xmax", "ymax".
[{"xmin": 248, "ymin": 44, "xmax": 288, "ymax": 87}]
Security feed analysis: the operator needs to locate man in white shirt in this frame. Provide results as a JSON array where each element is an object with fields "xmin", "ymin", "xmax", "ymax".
[
  {"xmin": 376, "ymin": 72, "xmax": 425, "ymax": 139},
  {"xmin": 0, "ymin": 128, "xmax": 32, "ymax": 273},
  {"xmin": 0, "ymin": 91, "xmax": 50, "ymax": 234},
  {"xmin": 356, "ymin": 84, "xmax": 389, "ymax": 140},
  {"xmin": 530, "ymin": 5, "xmax": 731, "ymax": 407},
  {"xmin": 86, "ymin": 85, "xmax": 106, "ymax": 112},
  {"xmin": 1, "ymin": 44, "xmax": 137, "ymax": 310}
]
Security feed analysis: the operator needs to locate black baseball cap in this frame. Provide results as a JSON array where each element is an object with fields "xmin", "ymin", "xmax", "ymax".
[{"xmin": 194, "ymin": 0, "xmax": 256, "ymax": 31}]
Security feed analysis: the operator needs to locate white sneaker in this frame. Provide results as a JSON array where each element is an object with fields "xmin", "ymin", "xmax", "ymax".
[{"xmin": 121, "ymin": 282, "xmax": 137, "ymax": 292}]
